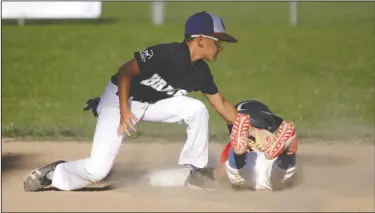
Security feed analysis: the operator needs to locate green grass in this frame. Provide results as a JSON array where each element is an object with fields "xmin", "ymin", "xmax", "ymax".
[{"xmin": 2, "ymin": 2, "xmax": 374, "ymax": 142}]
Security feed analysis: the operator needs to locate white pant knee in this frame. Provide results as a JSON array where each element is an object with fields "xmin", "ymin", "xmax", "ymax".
[
  {"xmin": 84, "ymin": 155, "xmax": 115, "ymax": 183},
  {"xmin": 225, "ymin": 161, "xmax": 247, "ymax": 186},
  {"xmin": 182, "ymin": 98, "xmax": 209, "ymax": 124}
]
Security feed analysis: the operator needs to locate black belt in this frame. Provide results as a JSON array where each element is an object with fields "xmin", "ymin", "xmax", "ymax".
[
  {"xmin": 115, "ymin": 92, "xmax": 155, "ymax": 104},
  {"xmin": 131, "ymin": 97, "xmax": 156, "ymax": 104}
]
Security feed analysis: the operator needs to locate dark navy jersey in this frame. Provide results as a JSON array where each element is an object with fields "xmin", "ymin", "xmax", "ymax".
[{"xmin": 111, "ymin": 42, "xmax": 218, "ymax": 103}]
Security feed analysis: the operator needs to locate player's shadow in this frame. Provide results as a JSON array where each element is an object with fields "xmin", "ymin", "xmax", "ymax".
[
  {"xmin": 2, "ymin": 153, "xmax": 37, "ymax": 174},
  {"xmin": 37, "ymin": 185, "xmax": 114, "ymax": 192}
]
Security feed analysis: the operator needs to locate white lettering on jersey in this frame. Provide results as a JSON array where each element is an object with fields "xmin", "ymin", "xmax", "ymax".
[
  {"xmin": 140, "ymin": 73, "xmax": 161, "ymax": 86},
  {"xmin": 173, "ymin": 89, "xmax": 189, "ymax": 96},
  {"xmin": 140, "ymin": 73, "xmax": 189, "ymax": 97},
  {"xmin": 151, "ymin": 78, "xmax": 167, "ymax": 91},
  {"xmin": 161, "ymin": 85, "xmax": 176, "ymax": 95}
]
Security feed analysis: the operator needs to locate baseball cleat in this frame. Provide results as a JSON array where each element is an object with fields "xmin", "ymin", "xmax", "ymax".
[
  {"xmin": 185, "ymin": 167, "xmax": 217, "ymax": 191},
  {"xmin": 230, "ymin": 113, "xmax": 251, "ymax": 155},
  {"xmin": 23, "ymin": 160, "xmax": 66, "ymax": 192},
  {"xmin": 265, "ymin": 121, "xmax": 296, "ymax": 159}
]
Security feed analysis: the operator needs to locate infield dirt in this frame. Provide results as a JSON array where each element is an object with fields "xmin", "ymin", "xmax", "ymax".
[{"xmin": 2, "ymin": 140, "xmax": 374, "ymax": 212}]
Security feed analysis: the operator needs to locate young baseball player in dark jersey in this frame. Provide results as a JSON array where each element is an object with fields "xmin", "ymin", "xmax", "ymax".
[
  {"xmin": 24, "ymin": 11, "xmax": 240, "ymax": 191},
  {"xmin": 23, "ymin": 11, "xmax": 295, "ymax": 192}
]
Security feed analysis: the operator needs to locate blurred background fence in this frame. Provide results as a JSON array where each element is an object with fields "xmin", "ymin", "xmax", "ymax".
[
  {"xmin": 1, "ymin": 2, "xmax": 374, "ymax": 142},
  {"xmin": 1, "ymin": 2, "xmax": 102, "ymax": 25}
]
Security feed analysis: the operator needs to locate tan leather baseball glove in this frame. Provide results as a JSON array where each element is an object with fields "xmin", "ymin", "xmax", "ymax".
[{"xmin": 247, "ymin": 127, "xmax": 275, "ymax": 152}]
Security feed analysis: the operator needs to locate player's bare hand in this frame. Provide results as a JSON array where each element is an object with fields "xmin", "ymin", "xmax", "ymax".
[{"xmin": 118, "ymin": 110, "xmax": 138, "ymax": 137}]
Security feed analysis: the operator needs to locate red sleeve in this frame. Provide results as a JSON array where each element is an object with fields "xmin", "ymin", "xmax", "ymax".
[{"xmin": 220, "ymin": 141, "xmax": 232, "ymax": 164}]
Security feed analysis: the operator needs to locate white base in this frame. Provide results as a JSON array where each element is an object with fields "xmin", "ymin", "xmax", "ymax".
[{"xmin": 142, "ymin": 167, "xmax": 191, "ymax": 187}]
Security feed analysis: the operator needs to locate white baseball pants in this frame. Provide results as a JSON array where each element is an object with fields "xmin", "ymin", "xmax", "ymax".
[
  {"xmin": 51, "ymin": 81, "xmax": 209, "ymax": 191},
  {"xmin": 225, "ymin": 149, "xmax": 297, "ymax": 190}
]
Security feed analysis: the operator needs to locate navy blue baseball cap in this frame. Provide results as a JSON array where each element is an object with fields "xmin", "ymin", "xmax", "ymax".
[{"xmin": 185, "ymin": 11, "xmax": 237, "ymax": 43}]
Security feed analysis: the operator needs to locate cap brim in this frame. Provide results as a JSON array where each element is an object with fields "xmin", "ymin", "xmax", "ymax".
[{"xmin": 211, "ymin": 32, "xmax": 237, "ymax": 43}]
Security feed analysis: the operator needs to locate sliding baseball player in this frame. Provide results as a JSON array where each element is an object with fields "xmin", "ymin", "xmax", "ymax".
[{"xmin": 215, "ymin": 100, "xmax": 298, "ymax": 191}]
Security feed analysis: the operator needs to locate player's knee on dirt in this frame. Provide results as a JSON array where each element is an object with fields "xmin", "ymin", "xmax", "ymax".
[
  {"xmin": 84, "ymin": 156, "xmax": 114, "ymax": 183},
  {"xmin": 225, "ymin": 161, "xmax": 246, "ymax": 186},
  {"xmin": 225, "ymin": 149, "xmax": 247, "ymax": 186}
]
